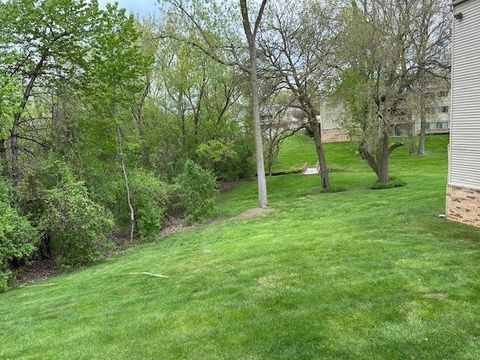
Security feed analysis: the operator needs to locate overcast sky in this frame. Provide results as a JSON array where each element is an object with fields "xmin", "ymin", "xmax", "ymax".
[{"xmin": 98, "ymin": 0, "xmax": 160, "ymax": 16}]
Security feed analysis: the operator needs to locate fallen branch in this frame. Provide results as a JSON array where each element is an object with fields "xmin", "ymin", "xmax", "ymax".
[{"xmin": 127, "ymin": 272, "xmax": 169, "ymax": 278}]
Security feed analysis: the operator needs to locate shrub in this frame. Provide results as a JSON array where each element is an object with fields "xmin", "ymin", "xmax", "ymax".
[
  {"xmin": 19, "ymin": 158, "xmax": 114, "ymax": 267},
  {"xmin": 129, "ymin": 170, "xmax": 170, "ymax": 240},
  {"xmin": 0, "ymin": 181, "xmax": 37, "ymax": 291},
  {"xmin": 196, "ymin": 139, "xmax": 237, "ymax": 178},
  {"xmin": 40, "ymin": 181, "xmax": 114, "ymax": 267},
  {"xmin": 174, "ymin": 160, "xmax": 217, "ymax": 223}
]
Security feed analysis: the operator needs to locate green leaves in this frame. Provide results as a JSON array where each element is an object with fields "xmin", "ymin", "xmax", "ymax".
[
  {"xmin": 174, "ymin": 160, "xmax": 217, "ymax": 223},
  {"xmin": 0, "ymin": 179, "xmax": 37, "ymax": 291}
]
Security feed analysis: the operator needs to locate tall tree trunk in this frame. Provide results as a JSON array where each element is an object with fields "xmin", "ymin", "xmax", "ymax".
[
  {"xmin": 178, "ymin": 93, "xmax": 189, "ymax": 159},
  {"xmin": 268, "ymin": 145, "xmax": 274, "ymax": 177},
  {"xmin": 308, "ymin": 117, "xmax": 330, "ymax": 188},
  {"xmin": 248, "ymin": 46, "xmax": 268, "ymax": 207},
  {"xmin": 240, "ymin": 0, "xmax": 268, "ymax": 207},
  {"xmin": 376, "ymin": 132, "xmax": 390, "ymax": 184},
  {"xmin": 418, "ymin": 101, "xmax": 426, "ymax": 155},
  {"xmin": 418, "ymin": 65, "xmax": 426, "ymax": 156},
  {"xmin": 116, "ymin": 124, "xmax": 135, "ymax": 242},
  {"xmin": 408, "ymin": 114, "xmax": 415, "ymax": 155}
]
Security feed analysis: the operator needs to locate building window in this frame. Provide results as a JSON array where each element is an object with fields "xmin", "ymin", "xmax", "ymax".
[{"xmin": 436, "ymin": 122, "xmax": 449, "ymax": 129}]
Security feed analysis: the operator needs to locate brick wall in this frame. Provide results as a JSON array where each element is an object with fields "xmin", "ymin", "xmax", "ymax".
[
  {"xmin": 446, "ymin": 185, "xmax": 480, "ymax": 227},
  {"xmin": 322, "ymin": 128, "xmax": 350, "ymax": 143}
]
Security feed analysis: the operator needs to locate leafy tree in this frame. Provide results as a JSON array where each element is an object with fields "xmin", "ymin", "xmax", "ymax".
[
  {"xmin": 336, "ymin": 1, "xmax": 409, "ymax": 183},
  {"xmin": 81, "ymin": 4, "xmax": 151, "ymax": 242},
  {"xmin": 0, "ymin": 0, "xmax": 104, "ymax": 182},
  {"xmin": 196, "ymin": 139, "xmax": 238, "ymax": 179}
]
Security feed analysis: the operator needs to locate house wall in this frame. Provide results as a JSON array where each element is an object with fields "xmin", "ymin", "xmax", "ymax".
[
  {"xmin": 447, "ymin": 0, "xmax": 480, "ymax": 227},
  {"xmin": 319, "ymin": 103, "xmax": 350, "ymax": 142}
]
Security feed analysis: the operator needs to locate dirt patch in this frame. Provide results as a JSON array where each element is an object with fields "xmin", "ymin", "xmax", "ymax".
[
  {"xmin": 159, "ymin": 215, "xmax": 227, "ymax": 239},
  {"xmin": 236, "ymin": 207, "xmax": 273, "ymax": 220},
  {"xmin": 16, "ymin": 259, "xmax": 58, "ymax": 286},
  {"xmin": 159, "ymin": 217, "xmax": 194, "ymax": 239}
]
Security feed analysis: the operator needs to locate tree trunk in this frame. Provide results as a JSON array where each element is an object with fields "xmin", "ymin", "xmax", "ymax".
[
  {"xmin": 408, "ymin": 114, "xmax": 415, "ymax": 155},
  {"xmin": 376, "ymin": 132, "xmax": 390, "ymax": 183},
  {"xmin": 10, "ymin": 130, "xmax": 19, "ymax": 183},
  {"xmin": 116, "ymin": 124, "xmax": 135, "ymax": 242},
  {"xmin": 308, "ymin": 117, "xmax": 330, "ymax": 188},
  {"xmin": 0, "ymin": 139, "xmax": 7, "ymax": 177},
  {"xmin": 248, "ymin": 44, "xmax": 268, "ymax": 207},
  {"xmin": 239, "ymin": 0, "xmax": 268, "ymax": 207},
  {"xmin": 268, "ymin": 150, "xmax": 273, "ymax": 176},
  {"xmin": 418, "ymin": 102, "xmax": 426, "ymax": 155}
]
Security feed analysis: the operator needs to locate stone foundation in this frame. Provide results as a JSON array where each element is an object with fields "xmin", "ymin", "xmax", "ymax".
[
  {"xmin": 322, "ymin": 128, "xmax": 350, "ymax": 143},
  {"xmin": 446, "ymin": 185, "xmax": 480, "ymax": 227}
]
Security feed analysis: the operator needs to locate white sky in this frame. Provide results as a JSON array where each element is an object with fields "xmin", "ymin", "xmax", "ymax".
[{"xmin": 98, "ymin": 0, "xmax": 160, "ymax": 16}]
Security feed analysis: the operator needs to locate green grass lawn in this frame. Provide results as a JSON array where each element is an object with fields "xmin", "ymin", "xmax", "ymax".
[{"xmin": 2, "ymin": 134, "xmax": 480, "ymax": 359}]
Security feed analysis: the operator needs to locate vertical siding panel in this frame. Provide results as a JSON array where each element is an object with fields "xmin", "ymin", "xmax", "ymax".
[{"xmin": 449, "ymin": 0, "xmax": 480, "ymax": 190}]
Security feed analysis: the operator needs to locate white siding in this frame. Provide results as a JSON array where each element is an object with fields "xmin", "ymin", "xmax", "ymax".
[{"xmin": 449, "ymin": 0, "xmax": 480, "ymax": 189}]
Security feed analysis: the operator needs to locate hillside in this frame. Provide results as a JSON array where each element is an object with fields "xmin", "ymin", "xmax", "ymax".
[{"xmin": 2, "ymin": 134, "xmax": 480, "ymax": 359}]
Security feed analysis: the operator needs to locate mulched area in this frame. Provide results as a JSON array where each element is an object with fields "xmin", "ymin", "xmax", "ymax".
[{"xmin": 16, "ymin": 259, "xmax": 57, "ymax": 286}]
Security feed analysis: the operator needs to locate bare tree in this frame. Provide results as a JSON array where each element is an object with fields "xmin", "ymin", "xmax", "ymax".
[
  {"xmin": 262, "ymin": 105, "xmax": 304, "ymax": 176},
  {"xmin": 259, "ymin": 0, "xmax": 336, "ymax": 188},
  {"xmin": 411, "ymin": 0, "xmax": 450, "ymax": 155}
]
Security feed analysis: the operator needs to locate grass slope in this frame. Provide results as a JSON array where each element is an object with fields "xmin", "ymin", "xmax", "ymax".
[{"xmin": 2, "ymin": 134, "xmax": 480, "ymax": 359}]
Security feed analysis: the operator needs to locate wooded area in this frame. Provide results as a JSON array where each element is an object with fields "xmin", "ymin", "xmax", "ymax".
[{"xmin": 0, "ymin": 0, "xmax": 450, "ymax": 290}]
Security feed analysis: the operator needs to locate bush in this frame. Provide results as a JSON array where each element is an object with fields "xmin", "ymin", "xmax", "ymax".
[
  {"xmin": 196, "ymin": 138, "xmax": 254, "ymax": 181},
  {"xmin": 196, "ymin": 139, "xmax": 237, "ymax": 178},
  {"xmin": 19, "ymin": 158, "xmax": 114, "ymax": 267},
  {"xmin": 174, "ymin": 160, "xmax": 217, "ymax": 223},
  {"xmin": 129, "ymin": 170, "xmax": 170, "ymax": 240},
  {"xmin": 0, "ymin": 181, "xmax": 37, "ymax": 291},
  {"xmin": 40, "ymin": 181, "xmax": 114, "ymax": 267}
]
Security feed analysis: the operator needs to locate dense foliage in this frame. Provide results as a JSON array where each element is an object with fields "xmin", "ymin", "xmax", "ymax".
[
  {"xmin": 0, "ymin": 0, "xmax": 254, "ymax": 287},
  {"xmin": 0, "ymin": 179, "xmax": 37, "ymax": 291},
  {"xmin": 174, "ymin": 160, "xmax": 217, "ymax": 223},
  {"xmin": 0, "ymin": 0, "xmax": 450, "ymax": 289}
]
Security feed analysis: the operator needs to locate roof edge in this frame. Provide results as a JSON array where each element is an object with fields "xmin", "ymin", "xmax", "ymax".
[{"xmin": 453, "ymin": 0, "xmax": 475, "ymax": 6}]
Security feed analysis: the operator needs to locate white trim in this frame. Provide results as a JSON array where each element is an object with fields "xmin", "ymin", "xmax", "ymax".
[
  {"xmin": 447, "ymin": 143, "xmax": 452, "ymax": 183},
  {"xmin": 448, "ymin": 182, "xmax": 480, "ymax": 191}
]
